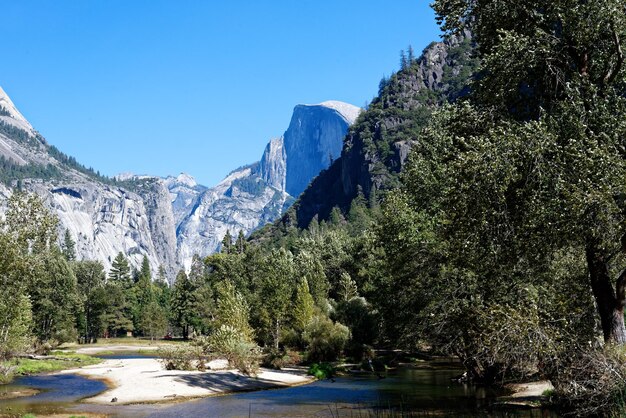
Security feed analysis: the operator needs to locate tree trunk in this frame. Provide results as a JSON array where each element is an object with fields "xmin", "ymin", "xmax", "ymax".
[{"xmin": 586, "ymin": 244, "xmax": 626, "ymax": 344}]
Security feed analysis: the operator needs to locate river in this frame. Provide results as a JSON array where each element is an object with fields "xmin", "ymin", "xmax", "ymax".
[{"xmin": 0, "ymin": 358, "xmax": 557, "ymax": 417}]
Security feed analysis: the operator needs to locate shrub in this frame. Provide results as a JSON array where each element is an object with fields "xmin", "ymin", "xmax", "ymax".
[
  {"xmin": 157, "ymin": 344, "xmax": 204, "ymax": 371},
  {"xmin": 308, "ymin": 362, "xmax": 335, "ymax": 380},
  {"xmin": 194, "ymin": 326, "xmax": 261, "ymax": 376},
  {"xmin": 262, "ymin": 348, "xmax": 303, "ymax": 369},
  {"xmin": 302, "ymin": 315, "xmax": 350, "ymax": 362},
  {"xmin": 550, "ymin": 346, "xmax": 626, "ymax": 417},
  {"xmin": 0, "ymin": 363, "xmax": 16, "ymax": 384}
]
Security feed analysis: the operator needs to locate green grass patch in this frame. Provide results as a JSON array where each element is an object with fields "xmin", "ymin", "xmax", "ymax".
[{"xmin": 1, "ymin": 353, "xmax": 102, "ymax": 377}]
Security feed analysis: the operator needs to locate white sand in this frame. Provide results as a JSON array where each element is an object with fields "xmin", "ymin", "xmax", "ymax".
[
  {"xmin": 58, "ymin": 358, "xmax": 312, "ymax": 404},
  {"xmin": 72, "ymin": 345, "xmax": 162, "ymax": 355},
  {"xmin": 506, "ymin": 380, "xmax": 554, "ymax": 398}
]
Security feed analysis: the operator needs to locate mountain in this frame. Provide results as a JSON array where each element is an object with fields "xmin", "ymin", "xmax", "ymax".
[
  {"xmin": 0, "ymin": 87, "xmax": 180, "ymax": 278},
  {"xmin": 0, "ymin": 86, "xmax": 359, "ymax": 276},
  {"xmin": 174, "ymin": 101, "xmax": 361, "ymax": 270},
  {"xmin": 260, "ymin": 32, "xmax": 477, "ymax": 232}
]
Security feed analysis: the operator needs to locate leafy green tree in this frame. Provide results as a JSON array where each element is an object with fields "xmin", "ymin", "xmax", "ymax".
[
  {"xmin": 294, "ymin": 251, "xmax": 329, "ymax": 309},
  {"xmin": 428, "ymin": 0, "xmax": 626, "ymax": 344},
  {"xmin": 214, "ymin": 280, "xmax": 255, "ymax": 341},
  {"xmin": 292, "ymin": 278, "xmax": 315, "ymax": 333},
  {"xmin": 5, "ymin": 191, "xmax": 58, "ymax": 254},
  {"xmin": 74, "ymin": 260, "xmax": 107, "ymax": 343},
  {"xmin": 255, "ymin": 249, "xmax": 295, "ymax": 348},
  {"xmin": 337, "ymin": 273, "xmax": 358, "ymax": 302},
  {"xmin": 29, "ymin": 249, "xmax": 79, "ymax": 343},
  {"xmin": 141, "ymin": 301, "xmax": 168, "ymax": 341},
  {"xmin": 0, "ymin": 232, "xmax": 32, "ymax": 358}
]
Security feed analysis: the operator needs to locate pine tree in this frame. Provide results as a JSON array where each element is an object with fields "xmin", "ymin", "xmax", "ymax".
[
  {"xmin": 170, "ymin": 270, "xmax": 196, "ymax": 339},
  {"xmin": 407, "ymin": 45, "xmax": 415, "ymax": 63},
  {"xmin": 235, "ymin": 230, "xmax": 247, "ymax": 254},
  {"xmin": 338, "ymin": 272, "xmax": 358, "ymax": 302},
  {"xmin": 61, "ymin": 229, "xmax": 76, "ymax": 262},
  {"xmin": 108, "ymin": 252, "xmax": 131, "ymax": 285},
  {"xmin": 221, "ymin": 230, "xmax": 233, "ymax": 254}
]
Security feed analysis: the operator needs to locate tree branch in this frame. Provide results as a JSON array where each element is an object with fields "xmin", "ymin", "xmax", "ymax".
[{"xmin": 603, "ymin": 27, "xmax": 624, "ymax": 86}]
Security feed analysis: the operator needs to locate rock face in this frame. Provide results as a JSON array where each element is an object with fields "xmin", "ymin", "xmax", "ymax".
[
  {"xmin": 174, "ymin": 101, "xmax": 361, "ymax": 270},
  {"xmin": 284, "ymin": 102, "xmax": 359, "ymax": 197},
  {"xmin": 0, "ymin": 86, "xmax": 360, "ymax": 276},
  {"xmin": 269, "ymin": 33, "xmax": 478, "ymax": 231}
]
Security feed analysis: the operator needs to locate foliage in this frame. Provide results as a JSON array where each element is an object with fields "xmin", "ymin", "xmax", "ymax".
[
  {"xmin": 74, "ymin": 260, "xmax": 107, "ymax": 343},
  {"xmin": 140, "ymin": 301, "xmax": 168, "ymax": 340},
  {"xmin": 550, "ymin": 346, "xmax": 626, "ymax": 417},
  {"xmin": 307, "ymin": 362, "xmax": 335, "ymax": 380},
  {"xmin": 1, "ymin": 352, "xmax": 101, "ymax": 378},
  {"xmin": 157, "ymin": 344, "xmax": 204, "ymax": 371},
  {"xmin": 302, "ymin": 315, "xmax": 350, "ymax": 362},
  {"xmin": 202, "ymin": 325, "xmax": 261, "ymax": 376},
  {"xmin": 292, "ymin": 278, "xmax": 315, "ymax": 334},
  {"xmin": 170, "ymin": 270, "xmax": 197, "ymax": 339}
]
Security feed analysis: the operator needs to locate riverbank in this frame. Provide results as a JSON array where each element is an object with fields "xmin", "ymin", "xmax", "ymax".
[
  {"xmin": 498, "ymin": 380, "xmax": 554, "ymax": 408},
  {"xmin": 0, "ymin": 351, "xmax": 102, "ymax": 385},
  {"xmin": 58, "ymin": 357, "xmax": 313, "ymax": 404}
]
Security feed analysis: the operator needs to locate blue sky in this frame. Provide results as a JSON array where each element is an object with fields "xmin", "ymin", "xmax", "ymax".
[{"xmin": 2, "ymin": 1, "xmax": 440, "ymax": 186}]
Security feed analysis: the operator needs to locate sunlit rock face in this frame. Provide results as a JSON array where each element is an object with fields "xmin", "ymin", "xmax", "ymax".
[{"xmin": 174, "ymin": 101, "xmax": 361, "ymax": 271}]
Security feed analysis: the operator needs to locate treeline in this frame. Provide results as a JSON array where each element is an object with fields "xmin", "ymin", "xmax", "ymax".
[{"xmin": 0, "ymin": 193, "xmax": 174, "ymax": 362}]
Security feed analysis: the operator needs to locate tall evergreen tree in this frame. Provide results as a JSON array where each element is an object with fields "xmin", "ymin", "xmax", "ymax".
[
  {"xmin": 170, "ymin": 270, "xmax": 196, "ymax": 339},
  {"xmin": 221, "ymin": 230, "xmax": 233, "ymax": 254},
  {"xmin": 61, "ymin": 229, "xmax": 76, "ymax": 262},
  {"xmin": 109, "ymin": 252, "xmax": 131, "ymax": 285},
  {"xmin": 235, "ymin": 230, "xmax": 247, "ymax": 254}
]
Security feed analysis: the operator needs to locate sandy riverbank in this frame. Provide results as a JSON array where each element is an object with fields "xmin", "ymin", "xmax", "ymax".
[{"xmin": 58, "ymin": 357, "xmax": 312, "ymax": 404}]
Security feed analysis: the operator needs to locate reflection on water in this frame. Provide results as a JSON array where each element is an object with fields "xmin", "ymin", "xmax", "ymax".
[
  {"xmin": 144, "ymin": 365, "xmax": 558, "ymax": 418},
  {"xmin": 0, "ymin": 362, "xmax": 559, "ymax": 417},
  {"xmin": 0, "ymin": 373, "xmax": 107, "ymax": 417}
]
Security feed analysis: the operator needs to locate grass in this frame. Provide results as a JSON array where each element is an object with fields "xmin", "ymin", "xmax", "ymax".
[{"xmin": 0, "ymin": 352, "xmax": 102, "ymax": 383}]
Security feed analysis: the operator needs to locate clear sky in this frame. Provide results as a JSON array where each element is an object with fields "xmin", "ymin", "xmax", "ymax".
[{"xmin": 1, "ymin": 1, "xmax": 441, "ymax": 186}]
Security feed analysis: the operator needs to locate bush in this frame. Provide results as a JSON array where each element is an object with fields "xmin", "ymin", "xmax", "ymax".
[
  {"xmin": 262, "ymin": 348, "xmax": 303, "ymax": 369},
  {"xmin": 550, "ymin": 346, "xmax": 626, "ymax": 417},
  {"xmin": 308, "ymin": 362, "xmax": 335, "ymax": 380},
  {"xmin": 157, "ymin": 344, "xmax": 204, "ymax": 371},
  {"xmin": 303, "ymin": 316, "xmax": 350, "ymax": 362},
  {"xmin": 0, "ymin": 363, "xmax": 16, "ymax": 384},
  {"xmin": 194, "ymin": 326, "xmax": 262, "ymax": 376}
]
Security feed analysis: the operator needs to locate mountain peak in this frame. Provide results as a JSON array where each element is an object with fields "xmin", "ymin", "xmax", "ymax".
[
  {"xmin": 0, "ymin": 86, "xmax": 34, "ymax": 133},
  {"xmin": 176, "ymin": 173, "xmax": 197, "ymax": 187},
  {"xmin": 311, "ymin": 100, "xmax": 362, "ymax": 125}
]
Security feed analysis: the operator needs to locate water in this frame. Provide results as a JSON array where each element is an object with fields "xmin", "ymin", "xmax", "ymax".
[
  {"xmin": 97, "ymin": 352, "xmax": 157, "ymax": 360},
  {"xmin": 0, "ymin": 361, "xmax": 558, "ymax": 417},
  {"xmin": 0, "ymin": 373, "xmax": 107, "ymax": 416},
  {"xmin": 143, "ymin": 365, "xmax": 555, "ymax": 417}
]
